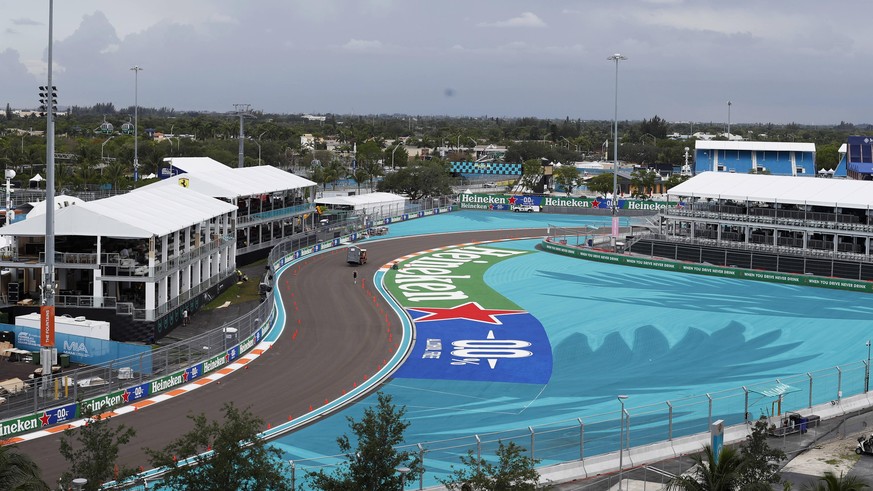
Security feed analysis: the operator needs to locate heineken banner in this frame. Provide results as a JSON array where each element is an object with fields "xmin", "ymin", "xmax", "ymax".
[{"xmin": 459, "ymin": 193, "xmax": 677, "ymax": 211}]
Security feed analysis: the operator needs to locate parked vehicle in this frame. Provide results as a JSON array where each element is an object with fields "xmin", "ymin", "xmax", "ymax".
[
  {"xmin": 512, "ymin": 204, "xmax": 540, "ymax": 213},
  {"xmin": 857, "ymin": 434, "xmax": 873, "ymax": 455}
]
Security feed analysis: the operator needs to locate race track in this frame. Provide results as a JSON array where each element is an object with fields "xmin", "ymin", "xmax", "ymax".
[{"xmin": 19, "ymin": 227, "xmax": 549, "ymax": 485}]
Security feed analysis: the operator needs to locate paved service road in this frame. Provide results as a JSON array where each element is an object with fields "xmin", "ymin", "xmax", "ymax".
[{"xmin": 20, "ymin": 227, "xmax": 549, "ymax": 485}]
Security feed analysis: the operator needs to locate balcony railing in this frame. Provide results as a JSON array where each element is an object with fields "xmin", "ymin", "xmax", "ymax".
[{"xmin": 236, "ymin": 204, "xmax": 313, "ymax": 226}]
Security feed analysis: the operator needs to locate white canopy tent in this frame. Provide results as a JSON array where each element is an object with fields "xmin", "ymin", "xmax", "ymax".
[
  {"xmin": 2, "ymin": 185, "xmax": 236, "ymax": 238},
  {"xmin": 29, "ymin": 173, "xmax": 44, "ymax": 189},
  {"xmin": 668, "ymin": 172, "xmax": 873, "ymax": 210},
  {"xmin": 26, "ymin": 195, "xmax": 86, "ymax": 217},
  {"xmin": 158, "ymin": 157, "xmax": 316, "ymax": 198}
]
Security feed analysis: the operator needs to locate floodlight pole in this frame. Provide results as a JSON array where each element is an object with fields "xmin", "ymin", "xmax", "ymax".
[
  {"xmin": 608, "ymin": 53, "xmax": 627, "ymax": 246},
  {"xmin": 41, "ymin": 0, "xmax": 57, "ymax": 394},
  {"xmin": 234, "ymin": 104, "xmax": 252, "ymax": 168},
  {"xmin": 130, "ymin": 66, "xmax": 142, "ymax": 181},
  {"xmin": 727, "ymin": 100, "xmax": 732, "ymax": 138}
]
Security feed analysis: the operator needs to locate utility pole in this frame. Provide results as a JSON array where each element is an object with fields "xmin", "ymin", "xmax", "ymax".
[{"xmin": 233, "ymin": 104, "xmax": 253, "ymax": 168}]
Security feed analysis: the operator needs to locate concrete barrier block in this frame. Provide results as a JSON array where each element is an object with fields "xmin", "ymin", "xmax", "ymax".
[
  {"xmin": 580, "ymin": 451, "xmax": 621, "ymax": 478},
  {"xmin": 627, "ymin": 440, "xmax": 676, "ymax": 467},
  {"xmin": 538, "ymin": 459, "xmax": 588, "ymax": 485}
]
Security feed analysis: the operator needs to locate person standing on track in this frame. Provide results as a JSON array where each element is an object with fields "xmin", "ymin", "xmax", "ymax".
[{"xmin": 353, "ymin": 270, "xmax": 358, "ymax": 285}]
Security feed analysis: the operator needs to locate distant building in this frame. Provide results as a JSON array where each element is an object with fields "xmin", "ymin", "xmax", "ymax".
[
  {"xmin": 301, "ymin": 133, "xmax": 318, "ymax": 150},
  {"xmin": 693, "ymin": 140, "xmax": 816, "ymax": 176}
]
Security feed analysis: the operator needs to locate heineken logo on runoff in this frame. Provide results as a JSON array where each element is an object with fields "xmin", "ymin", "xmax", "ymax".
[{"xmin": 388, "ymin": 244, "xmax": 552, "ymax": 384}]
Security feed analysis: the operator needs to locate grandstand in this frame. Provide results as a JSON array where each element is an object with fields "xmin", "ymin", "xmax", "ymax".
[
  {"xmin": 837, "ymin": 135, "xmax": 873, "ymax": 180},
  {"xmin": 693, "ymin": 140, "xmax": 816, "ymax": 176},
  {"xmin": 628, "ymin": 172, "xmax": 873, "ymax": 281}
]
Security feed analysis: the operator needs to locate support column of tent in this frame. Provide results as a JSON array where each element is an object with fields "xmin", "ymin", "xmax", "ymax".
[
  {"xmin": 192, "ymin": 223, "xmax": 202, "ymax": 292},
  {"xmin": 158, "ymin": 234, "xmax": 169, "ymax": 309},
  {"xmin": 93, "ymin": 236, "xmax": 103, "ymax": 307},
  {"xmin": 145, "ymin": 279, "xmax": 155, "ymax": 321},
  {"xmin": 181, "ymin": 226, "xmax": 191, "ymax": 294},
  {"xmin": 224, "ymin": 212, "xmax": 235, "ymax": 273}
]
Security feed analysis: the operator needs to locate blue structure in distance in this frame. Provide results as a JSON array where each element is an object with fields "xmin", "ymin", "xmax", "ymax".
[
  {"xmin": 694, "ymin": 141, "xmax": 816, "ymax": 176},
  {"xmin": 838, "ymin": 136, "xmax": 873, "ymax": 180}
]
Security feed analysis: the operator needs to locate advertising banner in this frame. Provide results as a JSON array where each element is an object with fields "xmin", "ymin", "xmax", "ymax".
[
  {"xmin": 459, "ymin": 193, "xmax": 675, "ymax": 211},
  {"xmin": 40, "ymin": 306, "xmax": 55, "ymax": 347},
  {"xmin": 10, "ymin": 326, "xmax": 153, "ymax": 374}
]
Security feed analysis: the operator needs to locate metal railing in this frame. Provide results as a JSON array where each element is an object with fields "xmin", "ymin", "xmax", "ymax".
[{"xmin": 236, "ymin": 203, "xmax": 314, "ymax": 226}]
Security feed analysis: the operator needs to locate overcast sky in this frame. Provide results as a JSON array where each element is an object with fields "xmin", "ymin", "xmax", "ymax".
[{"xmin": 2, "ymin": 1, "xmax": 871, "ymax": 125}]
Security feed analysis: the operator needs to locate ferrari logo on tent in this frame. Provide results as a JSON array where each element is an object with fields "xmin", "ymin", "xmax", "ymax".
[{"xmin": 178, "ymin": 177, "xmax": 190, "ymax": 188}]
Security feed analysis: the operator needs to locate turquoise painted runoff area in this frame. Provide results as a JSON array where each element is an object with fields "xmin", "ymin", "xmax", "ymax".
[
  {"xmin": 271, "ymin": 210, "xmax": 871, "ymax": 487},
  {"xmin": 378, "ymin": 209, "xmax": 628, "ymax": 238}
]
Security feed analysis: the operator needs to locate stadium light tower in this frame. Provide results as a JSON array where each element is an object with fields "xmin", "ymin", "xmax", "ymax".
[
  {"xmin": 727, "ymin": 100, "xmax": 732, "ymax": 138},
  {"xmin": 234, "ymin": 104, "xmax": 253, "ymax": 168},
  {"xmin": 607, "ymin": 53, "xmax": 627, "ymax": 246},
  {"xmin": 41, "ymin": 0, "xmax": 58, "ymax": 397},
  {"xmin": 130, "ymin": 66, "xmax": 143, "ymax": 181}
]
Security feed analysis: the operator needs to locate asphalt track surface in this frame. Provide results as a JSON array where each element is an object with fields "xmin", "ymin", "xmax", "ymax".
[{"xmin": 19, "ymin": 227, "xmax": 549, "ymax": 486}]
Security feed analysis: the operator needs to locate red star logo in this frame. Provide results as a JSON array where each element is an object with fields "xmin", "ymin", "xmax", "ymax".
[
  {"xmin": 591, "ymin": 199, "xmax": 600, "ymax": 208},
  {"xmin": 508, "ymin": 196, "xmax": 517, "ymax": 205},
  {"xmin": 182, "ymin": 370, "xmax": 190, "ymax": 382},
  {"xmin": 40, "ymin": 412, "xmax": 51, "ymax": 426},
  {"xmin": 408, "ymin": 302, "xmax": 525, "ymax": 325},
  {"xmin": 122, "ymin": 390, "xmax": 131, "ymax": 402}
]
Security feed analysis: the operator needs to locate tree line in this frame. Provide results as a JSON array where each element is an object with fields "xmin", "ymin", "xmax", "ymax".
[{"xmin": 0, "ymin": 109, "xmax": 864, "ymax": 193}]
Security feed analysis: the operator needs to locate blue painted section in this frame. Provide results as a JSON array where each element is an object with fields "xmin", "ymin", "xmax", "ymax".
[
  {"xmin": 40, "ymin": 403, "xmax": 78, "ymax": 425},
  {"xmin": 395, "ymin": 309, "xmax": 552, "ymax": 384},
  {"xmin": 124, "ymin": 382, "xmax": 151, "ymax": 403},
  {"xmin": 8, "ymin": 325, "xmax": 153, "ymax": 374}
]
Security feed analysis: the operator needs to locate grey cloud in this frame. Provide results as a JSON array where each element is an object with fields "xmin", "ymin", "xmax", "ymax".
[{"xmin": 12, "ymin": 18, "xmax": 42, "ymax": 26}]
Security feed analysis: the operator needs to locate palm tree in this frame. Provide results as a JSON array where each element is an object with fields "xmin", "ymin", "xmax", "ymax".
[
  {"xmin": 802, "ymin": 471, "xmax": 869, "ymax": 491},
  {"xmin": 0, "ymin": 444, "xmax": 50, "ymax": 490},
  {"xmin": 667, "ymin": 444, "xmax": 768, "ymax": 491},
  {"xmin": 102, "ymin": 161, "xmax": 130, "ymax": 191}
]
